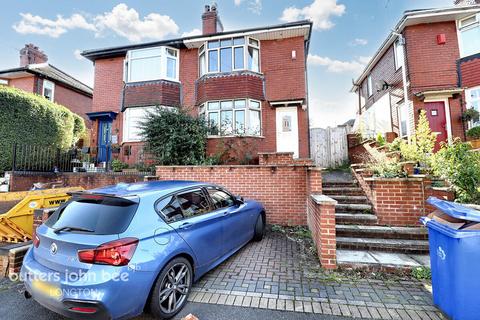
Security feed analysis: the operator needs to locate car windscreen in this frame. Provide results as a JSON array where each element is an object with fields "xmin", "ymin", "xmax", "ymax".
[{"xmin": 45, "ymin": 196, "xmax": 139, "ymax": 235}]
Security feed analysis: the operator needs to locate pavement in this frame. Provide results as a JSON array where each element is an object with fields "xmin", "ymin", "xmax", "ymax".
[{"xmin": 0, "ymin": 231, "xmax": 445, "ymax": 320}]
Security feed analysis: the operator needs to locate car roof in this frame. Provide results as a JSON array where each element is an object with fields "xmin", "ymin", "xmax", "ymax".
[{"xmin": 88, "ymin": 180, "xmax": 208, "ymax": 197}]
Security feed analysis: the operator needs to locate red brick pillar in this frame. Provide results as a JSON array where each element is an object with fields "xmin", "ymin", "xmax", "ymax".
[
  {"xmin": 308, "ymin": 195, "xmax": 337, "ymax": 269},
  {"xmin": 307, "ymin": 168, "xmax": 323, "ymax": 194}
]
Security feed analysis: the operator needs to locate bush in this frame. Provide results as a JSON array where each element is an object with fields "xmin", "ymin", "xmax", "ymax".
[
  {"xmin": 140, "ymin": 107, "xmax": 209, "ymax": 165},
  {"xmin": 376, "ymin": 133, "xmax": 386, "ymax": 146},
  {"xmin": 467, "ymin": 126, "xmax": 480, "ymax": 140},
  {"xmin": 367, "ymin": 152, "xmax": 405, "ymax": 178},
  {"xmin": 111, "ymin": 159, "xmax": 129, "ymax": 172},
  {"xmin": 0, "ymin": 86, "xmax": 86, "ymax": 172},
  {"xmin": 432, "ymin": 138, "xmax": 480, "ymax": 204}
]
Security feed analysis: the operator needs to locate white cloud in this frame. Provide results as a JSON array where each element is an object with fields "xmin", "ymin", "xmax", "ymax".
[
  {"xmin": 234, "ymin": 0, "xmax": 262, "ymax": 14},
  {"xmin": 94, "ymin": 4, "xmax": 179, "ymax": 42},
  {"xmin": 308, "ymin": 54, "xmax": 369, "ymax": 74},
  {"xmin": 349, "ymin": 38, "xmax": 368, "ymax": 46},
  {"xmin": 181, "ymin": 28, "xmax": 201, "ymax": 37},
  {"xmin": 12, "ymin": 4, "xmax": 179, "ymax": 42},
  {"xmin": 73, "ymin": 49, "xmax": 83, "ymax": 60},
  {"xmin": 309, "ymin": 95, "xmax": 357, "ymax": 128},
  {"xmin": 12, "ymin": 13, "xmax": 96, "ymax": 38},
  {"xmin": 280, "ymin": 0, "xmax": 345, "ymax": 30}
]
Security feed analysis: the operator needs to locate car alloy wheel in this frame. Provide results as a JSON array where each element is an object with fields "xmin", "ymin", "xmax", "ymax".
[{"xmin": 158, "ymin": 262, "xmax": 191, "ymax": 314}]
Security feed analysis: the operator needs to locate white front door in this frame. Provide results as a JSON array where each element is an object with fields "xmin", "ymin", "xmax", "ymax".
[{"xmin": 276, "ymin": 107, "xmax": 299, "ymax": 158}]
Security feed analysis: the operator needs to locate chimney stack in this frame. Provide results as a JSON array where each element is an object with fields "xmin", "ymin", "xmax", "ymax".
[
  {"xmin": 202, "ymin": 3, "xmax": 223, "ymax": 35},
  {"xmin": 20, "ymin": 44, "xmax": 48, "ymax": 67}
]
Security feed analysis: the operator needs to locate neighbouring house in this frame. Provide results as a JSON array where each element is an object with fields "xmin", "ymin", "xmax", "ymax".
[
  {"xmin": 81, "ymin": 4, "xmax": 312, "ymax": 165},
  {"xmin": 352, "ymin": 2, "xmax": 480, "ymax": 150},
  {"xmin": 0, "ymin": 44, "xmax": 93, "ymax": 132}
]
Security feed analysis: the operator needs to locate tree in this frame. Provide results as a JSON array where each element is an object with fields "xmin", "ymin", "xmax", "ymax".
[
  {"xmin": 399, "ymin": 110, "xmax": 436, "ymax": 165},
  {"xmin": 140, "ymin": 107, "xmax": 209, "ymax": 165}
]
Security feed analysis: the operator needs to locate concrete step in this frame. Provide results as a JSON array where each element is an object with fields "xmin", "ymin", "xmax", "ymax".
[
  {"xmin": 336, "ymin": 225, "xmax": 428, "ymax": 240},
  {"xmin": 335, "ymin": 213, "xmax": 378, "ymax": 225},
  {"xmin": 323, "ymin": 181, "xmax": 358, "ymax": 188},
  {"xmin": 322, "ymin": 187, "xmax": 365, "ymax": 196},
  {"xmin": 337, "ymin": 250, "xmax": 430, "ymax": 271},
  {"xmin": 336, "ymin": 237, "xmax": 429, "ymax": 254},
  {"xmin": 329, "ymin": 195, "xmax": 369, "ymax": 204},
  {"xmin": 335, "ymin": 203, "xmax": 372, "ymax": 213}
]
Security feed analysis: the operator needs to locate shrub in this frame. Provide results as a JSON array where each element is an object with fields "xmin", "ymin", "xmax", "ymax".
[
  {"xmin": 462, "ymin": 108, "xmax": 480, "ymax": 123},
  {"xmin": 0, "ymin": 86, "xmax": 86, "ymax": 172},
  {"xmin": 140, "ymin": 107, "xmax": 209, "ymax": 165},
  {"xmin": 111, "ymin": 159, "xmax": 128, "ymax": 172},
  {"xmin": 376, "ymin": 133, "xmax": 386, "ymax": 146},
  {"xmin": 367, "ymin": 152, "xmax": 405, "ymax": 178},
  {"xmin": 432, "ymin": 138, "xmax": 480, "ymax": 204},
  {"xmin": 467, "ymin": 126, "xmax": 480, "ymax": 140}
]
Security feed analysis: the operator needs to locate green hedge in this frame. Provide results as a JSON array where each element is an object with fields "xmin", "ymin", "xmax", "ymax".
[{"xmin": 0, "ymin": 86, "xmax": 86, "ymax": 172}]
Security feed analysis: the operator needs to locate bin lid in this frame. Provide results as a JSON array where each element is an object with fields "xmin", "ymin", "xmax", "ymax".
[{"xmin": 427, "ymin": 197, "xmax": 480, "ymax": 223}]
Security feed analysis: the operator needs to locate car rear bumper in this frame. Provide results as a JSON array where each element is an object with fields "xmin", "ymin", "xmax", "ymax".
[{"xmin": 21, "ymin": 248, "xmax": 156, "ymax": 320}]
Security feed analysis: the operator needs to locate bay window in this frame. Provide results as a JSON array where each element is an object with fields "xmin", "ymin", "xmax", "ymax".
[
  {"xmin": 199, "ymin": 36, "xmax": 260, "ymax": 76},
  {"xmin": 123, "ymin": 106, "xmax": 157, "ymax": 142},
  {"xmin": 458, "ymin": 14, "xmax": 480, "ymax": 57},
  {"xmin": 125, "ymin": 46, "xmax": 179, "ymax": 83},
  {"xmin": 200, "ymin": 99, "xmax": 261, "ymax": 136},
  {"xmin": 466, "ymin": 86, "xmax": 480, "ymax": 127}
]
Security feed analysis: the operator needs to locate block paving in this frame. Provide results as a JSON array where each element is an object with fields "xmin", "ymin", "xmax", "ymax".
[{"xmin": 189, "ymin": 231, "xmax": 445, "ymax": 319}]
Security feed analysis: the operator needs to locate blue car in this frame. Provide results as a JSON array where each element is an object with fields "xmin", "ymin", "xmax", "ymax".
[{"xmin": 21, "ymin": 181, "xmax": 266, "ymax": 319}]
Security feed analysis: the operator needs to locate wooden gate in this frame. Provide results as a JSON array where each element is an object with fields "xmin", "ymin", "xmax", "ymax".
[{"xmin": 310, "ymin": 127, "xmax": 348, "ymax": 168}]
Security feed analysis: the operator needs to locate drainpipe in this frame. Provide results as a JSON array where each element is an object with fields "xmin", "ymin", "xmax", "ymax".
[{"xmin": 394, "ymin": 32, "xmax": 412, "ymax": 137}]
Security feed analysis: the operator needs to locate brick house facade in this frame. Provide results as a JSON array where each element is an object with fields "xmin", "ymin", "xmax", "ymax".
[
  {"xmin": 352, "ymin": 4, "xmax": 480, "ymax": 148},
  {"xmin": 82, "ymin": 4, "xmax": 312, "ymax": 165},
  {"xmin": 0, "ymin": 44, "xmax": 93, "ymax": 128}
]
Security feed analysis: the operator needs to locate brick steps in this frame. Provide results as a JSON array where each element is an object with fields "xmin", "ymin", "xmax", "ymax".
[
  {"xmin": 329, "ymin": 195, "xmax": 369, "ymax": 204},
  {"xmin": 336, "ymin": 225, "xmax": 428, "ymax": 240},
  {"xmin": 323, "ymin": 187, "xmax": 365, "ymax": 196},
  {"xmin": 323, "ymin": 182, "xmax": 358, "ymax": 189},
  {"xmin": 335, "ymin": 213, "xmax": 378, "ymax": 225},
  {"xmin": 336, "ymin": 237, "xmax": 429, "ymax": 254},
  {"xmin": 335, "ymin": 203, "xmax": 373, "ymax": 212}
]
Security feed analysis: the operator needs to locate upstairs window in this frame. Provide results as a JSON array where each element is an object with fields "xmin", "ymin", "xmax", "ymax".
[
  {"xmin": 125, "ymin": 46, "xmax": 179, "ymax": 83},
  {"xmin": 43, "ymin": 80, "xmax": 54, "ymax": 101},
  {"xmin": 199, "ymin": 99, "xmax": 261, "ymax": 136},
  {"xmin": 367, "ymin": 74, "xmax": 373, "ymax": 97},
  {"xmin": 458, "ymin": 14, "xmax": 480, "ymax": 57},
  {"xmin": 199, "ymin": 36, "xmax": 260, "ymax": 76},
  {"xmin": 394, "ymin": 39, "xmax": 404, "ymax": 70}
]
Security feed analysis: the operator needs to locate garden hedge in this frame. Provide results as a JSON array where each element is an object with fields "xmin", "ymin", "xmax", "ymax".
[{"xmin": 0, "ymin": 86, "xmax": 85, "ymax": 172}]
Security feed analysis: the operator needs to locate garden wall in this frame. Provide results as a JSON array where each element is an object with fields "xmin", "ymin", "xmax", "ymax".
[
  {"xmin": 7, "ymin": 171, "xmax": 149, "ymax": 192},
  {"xmin": 352, "ymin": 169, "xmax": 454, "ymax": 226}
]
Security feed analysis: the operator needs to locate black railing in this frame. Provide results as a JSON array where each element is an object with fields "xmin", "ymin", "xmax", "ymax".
[{"xmin": 11, "ymin": 144, "xmax": 84, "ymax": 173}]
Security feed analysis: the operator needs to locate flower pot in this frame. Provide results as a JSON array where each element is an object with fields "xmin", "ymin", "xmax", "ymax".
[
  {"xmin": 401, "ymin": 162, "xmax": 415, "ymax": 175},
  {"xmin": 469, "ymin": 139, "xmax": 480, "ymax": 149}
]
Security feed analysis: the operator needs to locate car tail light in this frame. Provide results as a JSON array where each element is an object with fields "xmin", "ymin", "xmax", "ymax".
[
  {"xmin": 78, "ymin": 237, "xmax": 138, "ymax": 266},
  {"xmin": 70, "ymin": 307, "xmax": 97, "ymax": 314},
  {"xmin": 33, "ymin": 234, "xmax": 40, "ymax": 248}
]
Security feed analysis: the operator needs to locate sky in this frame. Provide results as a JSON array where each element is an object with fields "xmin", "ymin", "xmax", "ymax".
[{"xmin": 0, "ymin": 0, "xmax": 454, "ymax": 128}]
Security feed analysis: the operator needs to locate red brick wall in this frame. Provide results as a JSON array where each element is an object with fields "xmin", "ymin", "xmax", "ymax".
[
  {"xmin": 8, "ymin": 172, "xmax": 148, "ymax": 192},
  {"xmin": 50, "ymin": 81, "xmax": 92, "ymax": 126},
  {"xmin": 195, "ymin": 73, "xmax": 264, "ymax": 105},
  {"xmin": 155, "ymin": 154, "xmax": 318, "ymax": 226},
  {"xmin": 123, "ymin": 81, "xmax": 181, "ymax": 108},
  {"xmin": 459, "ymin": 55, "xmax": 480, "ymax": 88},
  {"xmin": 405, "ymin": 22, "xmax": 460, "ymax": 92},
  {"xmin": 179, "ymin": 48, "xmax": 199, "ymax": 113},
  {"xmin": 7, "ymin": 76, "xmax": 35, "ymax": 92}
]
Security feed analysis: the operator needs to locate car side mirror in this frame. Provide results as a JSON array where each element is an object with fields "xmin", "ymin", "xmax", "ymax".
[{"xmin": 234, "ymin": 196, "xmax": 244, "ymax": 205}]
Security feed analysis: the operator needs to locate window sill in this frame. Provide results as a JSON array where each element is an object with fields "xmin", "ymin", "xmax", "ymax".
[
  {"xmin": 198, "ymin": 70, "xmax": 264, "ymax": 79},
  {"xmin": 207, "ymin": 135, "xmax": 265, "ymax": 139},
  {"xmin": 125, "ymin": 78, "xmax": 180, "ymax": 85}
]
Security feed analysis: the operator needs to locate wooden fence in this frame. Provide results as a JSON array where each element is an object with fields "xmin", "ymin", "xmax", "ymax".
[{"xmin": 310, "ymin": 127, "xmax": 348, "ymax": 168}]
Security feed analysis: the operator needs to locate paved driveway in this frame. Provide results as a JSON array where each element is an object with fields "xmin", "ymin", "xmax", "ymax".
[{"xmin": 1, "ymin": 231, "xmax": 444, "ymax": 319}]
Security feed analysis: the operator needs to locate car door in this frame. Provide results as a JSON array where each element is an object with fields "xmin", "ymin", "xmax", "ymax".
[
  {"xmin": 205, "ymin": 187, "xmax": 255, "ymax": 254},
  {"xmin": 158, "ymin": 188, "xmax": 224, "ymax": 268}
]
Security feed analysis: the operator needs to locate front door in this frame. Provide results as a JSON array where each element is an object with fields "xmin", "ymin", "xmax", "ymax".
[
  {"xmin": 424, "ymin": 101, "xmax": 448, "ymax": 152},
  {"xmin": 97, "ymin": 120, "xmax": 112, "ymax": 163},
  {"xmin": 276, "ymin": 107, "xmax": 299, "ymax": 158}
]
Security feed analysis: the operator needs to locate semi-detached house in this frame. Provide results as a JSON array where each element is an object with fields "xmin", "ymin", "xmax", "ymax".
[
  {"xmin": 352, "ymin": 2, "xmax": 480, "ymax": 150},
  {"xmin": 82, "ymin": 4, "xmax": 312, "ymax": 165}
]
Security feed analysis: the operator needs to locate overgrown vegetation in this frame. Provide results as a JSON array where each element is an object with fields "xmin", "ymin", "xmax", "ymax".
[
  {"xmin": 0, "ymin": 86, "xmax": 85, "ymax": 173},
  {"xmin": 411, "ymin": 266, "xmax": 431, "ymax": 280},
  {"xmin": 140, "ymin": 107, "xmax": 210, "ymax": 165},
  {"xmin": 432, "ymin": 138, "xmax": 480, "ymax": 204},
  {"xmin": 111, "ymin": 159, "xmax": 129, "ymax": 172},
  {"xmin": 467, "ymin": 126, "xmax": 480, "ymax": 140}
]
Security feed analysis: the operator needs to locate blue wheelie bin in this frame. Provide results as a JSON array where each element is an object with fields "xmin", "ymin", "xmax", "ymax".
[{"xmin": 422, "ymin": 197, "xmax": 480, "ymax": 320}]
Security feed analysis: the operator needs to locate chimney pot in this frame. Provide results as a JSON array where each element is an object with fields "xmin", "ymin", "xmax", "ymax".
[{"xmin": 202, "ymin": 3, "xmax": 223, "ymax": 35}]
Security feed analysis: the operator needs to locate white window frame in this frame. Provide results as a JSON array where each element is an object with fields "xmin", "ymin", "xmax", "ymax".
[
  {"xmin": 367, "ymin": 74, "xmax": 373, "ymax": 97},
  {"xmin": 199, "ymin": 36, "xmax": 261, "ymax": 76},
  {"xmin": 42, "ymin": 80, "xmax": 55, "ymax": 101},
  {"xmin": 393, "ymin": 39, "xmax": 405, "ymax": 70},
  {"xmin": 398, "ymin": 102, "xmax": 409, "ymax": 137},
  {"xmin": 200, "ymin": 98, "xmax": 262, "ymax": 137},
  {"xmin": 122, "ymin": 106, "xmax": 157, "ymax": 143},
  {"xmin": 125, "ymin": 46, "xmax": 180, "ymax": 83},
  {"xmin": 457, "ymin": 14, "xmax": 480, "ymax": 58},
  {"xmin": 466, "ymin": 86, "xmax": 480, "ymax": 128}
]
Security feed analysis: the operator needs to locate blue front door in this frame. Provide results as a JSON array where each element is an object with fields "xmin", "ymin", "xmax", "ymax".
[{"xmin": 98, "ymin": 120, "xmax": 112, "ymax": 163}]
